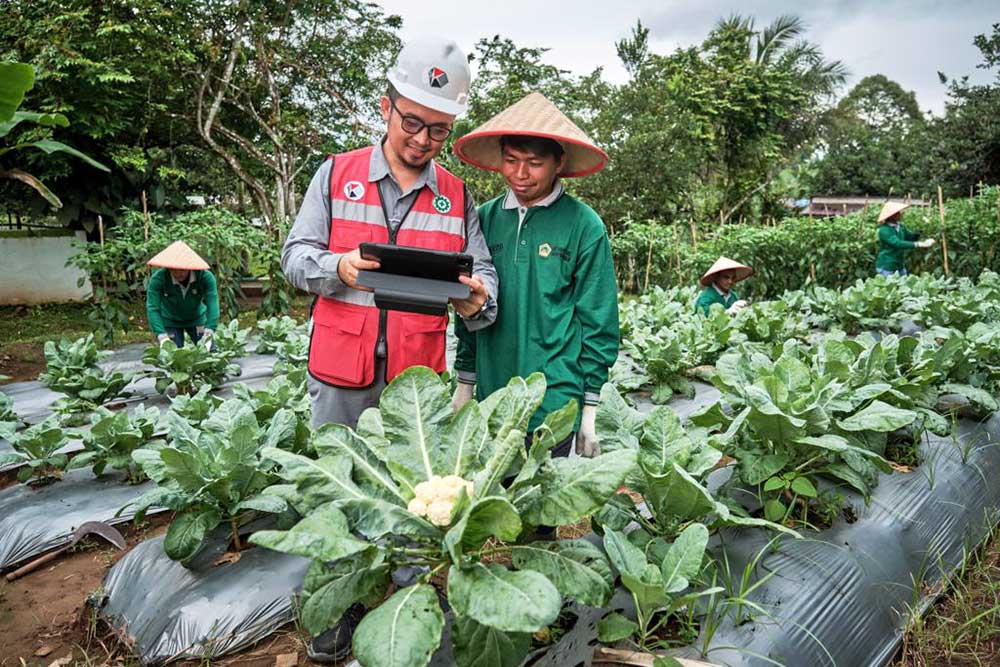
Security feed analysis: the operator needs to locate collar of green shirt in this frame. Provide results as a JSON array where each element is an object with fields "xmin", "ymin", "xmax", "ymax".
[
  {"xmin": 501, "ymin": 180, "xmax": 564, "ymax": 211},
  {"xmin": 369, "ymin": 138, "xmax": 440, "ymax": 196}
]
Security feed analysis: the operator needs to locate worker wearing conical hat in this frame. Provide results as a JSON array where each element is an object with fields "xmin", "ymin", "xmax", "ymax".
[
  {"xmin": 452, "ymin": 92, "xmax": 619, "ymax": 460},
  {"xmin": 876, "ymin": 201, "xmax": 935, "ymax": 276},
  {"xmin": 695, "ymin": 257, "xmax": 753, "ymax": 316},
  {"xmin": 145, "ymin": 241, "xmax": 219, "ymax": 347}
]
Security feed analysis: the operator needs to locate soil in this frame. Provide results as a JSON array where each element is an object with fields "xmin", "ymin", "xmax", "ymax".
[
  {"xmin": 0, "ymin": 342, "xmax": 47, "ymax": 385},
  {"xmin": 0, "ymin": 512, "xmax": 311, "ymax": 666}
]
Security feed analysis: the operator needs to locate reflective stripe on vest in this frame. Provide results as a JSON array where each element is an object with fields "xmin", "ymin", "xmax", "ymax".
[{"xmin": 308, "ymin": 146, "xmax": 467, "ymax": 389}]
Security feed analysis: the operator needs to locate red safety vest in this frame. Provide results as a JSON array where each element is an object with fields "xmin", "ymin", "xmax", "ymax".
[{"xmin": 308, "ymin": 146, "xmax": 467, "ymax": 388}]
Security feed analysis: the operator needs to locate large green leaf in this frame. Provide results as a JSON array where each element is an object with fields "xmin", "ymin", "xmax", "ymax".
[
  {"xmin": 836, "ymin": 400, "xmax": 917, "ymax": 433},
  {"xmin": 738, "ymin": 450, "xmax": 790, "ymax": 486},
  {"xmin": 22, "ymin": 139, "xmax": 109, "ymax": 171},
  {"xmin": 639, "ymin": 406, "xmax": 691, "ymax": 474},
  {"xmin": 249, "ymin": 503, "xmax": 370, "ymax": 561},
  {"xmin": 660, "ymin": 523, "xmax": 708, "ymax": 593},
  {"xmin": 451, "ymin": 616, "xmax": 531, "ymax": 667},
  {"xmin": 353, "ymin": 584, "xmax": 444, "ymax": 667},
  {"xmin": 512, "ymin": 539, "xmax": 614, "ymax": 607},
  {"xmin": 603, "ymin": 528, "xmax": 648, "ymax": 579},
  {"xmin": 0, "ymin": 63, "xmax": 33, "ymax": 124},
  {"xmin": 203, "ymin": 400, "xmax": 260, "ymax": 462},
  {"xmin": 313, "ymin": 423, "xmax": 405, "ymax": 503},
  {"xmin": 380, "ymin": 367, "xmax": 453, "ymax": 486},
  {"xmin": 164, "ymin": 508, "xmax": 220, "ymax": 563},
  {"xmin": 337, "ymin": 498, "xmax": 440, "ymax": 542},
  {"xmin": 444, "ymin": 497, "xmax": 522, "ymax": 563},
  {"xmin": 594, "ymin": 383, "xmax": 643, "ymax": 453},
  {"xmin": 160, "ymin": 447, "xmax": 206, "ymax": 493},
  {"xmin": 523, "ymin": 449, "xmax": 636, "ymax": 527},
  {"xmin": 262, "ymin": 448, "xmax": 366, "ymax": 507},
  {"xmin": 302, "ymin": 565, "xmax": 390, "ymax": 636},
  {"xmin": 643, "ymin": 462, "xmax": 716, "ymax": 523},
  {"xmin": 621, "ymin": 564, "xmax": 668, "ymax": 611},
  {"xmin": 442, "ymin": 399, "xmax": 490, "ymax": 476},
  {"xmin": 447, "ymin": 563, "xmax": 561, "ymax": 633},
  {"xmin": 511, "ymin": 401, "xmax": 578, "ymax": 487},
  {"xmin": 597, "ymin": 612, "xmax": 638, "ymax": 643},
  {"xmin": 487, "ymin": 373, "xmax": 547, "ymax": 442},
  {"xmin": 473, "ymin": 428, "xmax": 525, "ymax": 497}
]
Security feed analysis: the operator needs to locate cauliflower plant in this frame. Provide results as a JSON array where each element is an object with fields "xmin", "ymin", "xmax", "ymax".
[{"xmin": 407, "ymin": 474, "xmax": 475, "ymax": 527}]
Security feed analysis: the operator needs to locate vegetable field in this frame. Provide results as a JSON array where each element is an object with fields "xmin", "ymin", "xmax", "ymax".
[{"xmin": 3, "ymin": 273, "xmax": 1000, "ymax": 666}]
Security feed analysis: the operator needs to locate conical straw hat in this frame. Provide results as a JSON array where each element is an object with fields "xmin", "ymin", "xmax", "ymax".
[
  {"xmin": 453, "ymin": 92, "xmax": 608, "ymax": 178},
  {"xmin": 147, "ymin": 241, "xmax": 210, "ymax": 270},
  {"xmin": 700, "ymin": 256, "xmax": 753, "ymax": 287},
  {"xmin": 878, "ymin": 201, "xmax": 911, "ymax": 223}
]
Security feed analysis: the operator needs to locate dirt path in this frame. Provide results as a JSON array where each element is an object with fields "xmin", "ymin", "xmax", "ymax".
[{"xmin": 0, "ymin": 513, "xmax": 309, "ymax": 666}]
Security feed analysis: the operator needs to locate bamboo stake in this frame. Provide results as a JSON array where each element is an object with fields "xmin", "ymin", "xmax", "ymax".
[
  {"xmin": 643, "ymin": 222, "xmax": 655, "ymax": 293},
  {"xmin": 142, "ymin": 191, "xmax": 151, "ymax": 278},
  {"xmin": 938, "ymin": 185, "xmax": 949, "ymax": 275}
]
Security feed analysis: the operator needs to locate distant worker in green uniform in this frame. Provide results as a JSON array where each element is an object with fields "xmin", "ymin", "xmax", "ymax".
[
  {"xmin": 876, "ymin": 201, "xmax": 935, "ymax": 277},
  {"xmin": 145, "ymin": 241, "xmax": 220, "ymax": 347},
  {"xmin": 695, "ymin": 256, "xmax": 752, "ymax": 316},
  {"xmin": 452, "ymin": 92, "xmax": 619, "ymax": 459}
]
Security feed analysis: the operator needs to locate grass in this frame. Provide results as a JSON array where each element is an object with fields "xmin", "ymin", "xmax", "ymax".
[{"xmin": 895, "ymin": 522, "xmax": 1000, "ymax": 666}]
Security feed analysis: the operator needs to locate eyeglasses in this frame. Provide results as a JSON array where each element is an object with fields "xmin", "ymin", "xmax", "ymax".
[{"xmin": 389, "ymin": 98, "xmax": 452, "ymax": 142}]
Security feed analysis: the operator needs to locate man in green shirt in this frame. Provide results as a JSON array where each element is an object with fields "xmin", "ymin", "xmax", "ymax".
[
  {"xmin": 145, "ymin": 241, "xmax": 220, "ymax": 346},
  {"xmin": 694, "ymin": 256, "xmax": 752, "ymax": 316},
  {"xmin": 875, "ymin": 201, "xmax": 935, "ymax": 276},
  {"xmin": 452, "ymin": 92, "xmax": 619, "ymax": 458}
]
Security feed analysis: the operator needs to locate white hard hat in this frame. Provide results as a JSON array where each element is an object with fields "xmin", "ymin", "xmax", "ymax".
[{"xmin": 388, "ymin": 37, "xmax": 471, "ymax": 116}]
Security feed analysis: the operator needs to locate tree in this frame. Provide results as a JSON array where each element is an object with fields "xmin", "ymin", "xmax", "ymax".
[
  {"xmin": 931, "ymin": 22, "xmax": 1000, "ymax": 194},
  {"xmin": 807, "ymin": 75, "xmax": 933, "ymax": 196},
  {"xmin": 190, "ymin": 0, "xmax": 401, "ymax": 227}
]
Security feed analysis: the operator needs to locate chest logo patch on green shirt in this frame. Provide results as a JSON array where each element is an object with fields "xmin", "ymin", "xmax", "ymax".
[
  {"xmin": 432, "ymin": 194, "xmax": 452, "ymax": 213},
  {"xmin": 538, "ymin": 243, "xmax": 552, "ymax": 258}
]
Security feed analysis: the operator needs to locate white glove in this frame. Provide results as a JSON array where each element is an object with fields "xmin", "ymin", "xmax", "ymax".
[
  {"xmin": 201, "ymin": 328, "xmax": 214, "ymax": 340},
  {"xmin": 157, "ymin": 333, "xmax": 169, "ymax": 346},
  {"xmin": 725, "ymin": 300, "xmax": 748, "ymax": 316},
  {"xmin": 575, "ymin": 405, "xmax": 599, "ymax": 458},
  {"xmin": 916, "ymin": 239, "xmax": 936, "ymax": 249},
  {"xmin": 452, "ymin": 383, "xmax": 474, "ymax": 412}
]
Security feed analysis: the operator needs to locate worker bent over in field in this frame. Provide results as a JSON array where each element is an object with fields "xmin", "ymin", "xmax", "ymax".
[
  {"xmin": 145, "ymin": 241, "xmax": 220, "ymax": 348},
  {"xmin": 452, "ymin": 92, "xmax": 619, "ymax": 459}
]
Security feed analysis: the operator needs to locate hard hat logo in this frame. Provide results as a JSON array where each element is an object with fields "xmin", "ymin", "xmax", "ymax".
[{"xmin": 428, "ymin": 67, "xmax": 449, "ymax": 89}]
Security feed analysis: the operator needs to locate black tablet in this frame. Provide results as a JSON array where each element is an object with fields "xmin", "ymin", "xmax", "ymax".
[{"xmin": 358, "ymin": 243, "xmax": 473, "ymax": 282}]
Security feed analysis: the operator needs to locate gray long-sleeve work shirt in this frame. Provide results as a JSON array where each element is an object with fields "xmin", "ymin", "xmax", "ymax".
[
  {"xmin": 282, "ymin": 142, "xmax": 497, "ymax": 429},
  {"xmin": 282, "ymin": 143, "xmax": 497, "ymax": 327}
]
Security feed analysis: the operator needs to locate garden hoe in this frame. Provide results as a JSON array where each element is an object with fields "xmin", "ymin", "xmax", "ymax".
[{"xmin": 5, "ymin": 521, "xmax": 126, "ymax": 581}]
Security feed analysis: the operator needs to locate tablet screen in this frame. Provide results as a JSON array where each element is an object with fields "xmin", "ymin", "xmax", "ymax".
[{"xmin": 359, "ymin": 243, "xmax": 473, "ymax": 282}]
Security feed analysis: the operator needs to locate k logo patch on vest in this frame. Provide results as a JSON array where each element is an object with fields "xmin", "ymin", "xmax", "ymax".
[
  {"xmin": 344, "ymin": 181, "xmax": 365, "ymax": 201},
  {"xmin": 428, "ymin": 67, "xmax": 449, "ymax": 88},
  {"xmin": 538, "ymin": 243, "xmax": 552, "ymax": 258},
  {"xmin": 432, "ymin": 194, "xmax": 452, "ymax": 213}
]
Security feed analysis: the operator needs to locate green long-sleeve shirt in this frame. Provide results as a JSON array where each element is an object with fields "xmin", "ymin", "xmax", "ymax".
[
  {"xmin": 876, "ymin": 222, "xmax": 920, "ymax": 272},
  {"xmin": 145, "ymin": 268, "xmax": 219, "ymax": 334},
  {"xmin": 455, "ymin": 188, "xmax": 620, "ymax": 431},
  {"xmin": 694, "ymin": 286, "xmax": 738, "ymax": 316}
]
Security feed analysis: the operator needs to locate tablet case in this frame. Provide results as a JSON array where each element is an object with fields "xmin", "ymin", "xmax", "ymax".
[{"xmin": 356, "ymin": 243, "xmax": 472, "ymax": 316}]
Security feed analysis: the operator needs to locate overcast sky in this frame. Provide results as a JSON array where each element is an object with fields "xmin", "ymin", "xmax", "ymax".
[{"xmin": 376, "ymin": 0, "xmax": 997, "ymax": 115}]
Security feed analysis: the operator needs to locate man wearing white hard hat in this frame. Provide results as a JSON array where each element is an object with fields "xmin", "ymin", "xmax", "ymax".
[
  {"xmin": 452, "ymin": 92, "xmax": 620, "ymax": 460},
  {"xmin": 876, "ymin": 201, "xmax": 934, "ymax": 276},
  {"xmin": 145, "ymin": 241, "xmax": 220, "ymax": 347},
  {"xmin": 281, "ymin": 37, "xmax": 497, "ymax": 662},
  {"xmin": 695, "ymin": 256, "xmax": 753, "ymax": 316},
  {"xmin": 283, "ymin": 38, "xmax": 497, "ymax": 432}
]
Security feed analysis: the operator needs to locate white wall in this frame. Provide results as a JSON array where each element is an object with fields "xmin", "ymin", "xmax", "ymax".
[{"xmin": 0, "ymin": 231, "xmax": 92, "ymax": 304}]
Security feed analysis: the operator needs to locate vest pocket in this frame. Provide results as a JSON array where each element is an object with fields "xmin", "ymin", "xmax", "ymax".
[
  {"xmin": 309, "ymin": 308, "xmax": 370, "ymax": 385},
  {"xmin": 331, "ymin": 222, "xmax": 373, "ymax": 253},
  {"xmin": 387, "ymin": 312, "xmax": 448, "ymax": 380}
]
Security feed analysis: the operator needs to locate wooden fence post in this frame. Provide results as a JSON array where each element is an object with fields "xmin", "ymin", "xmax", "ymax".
[
  {"xmin": 643, "ymin": 222, "xmax": 655, "ymax": 293},
  {"xmin": 938, "ymin": 186, "xmax": 949, "ymax": 275}
]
